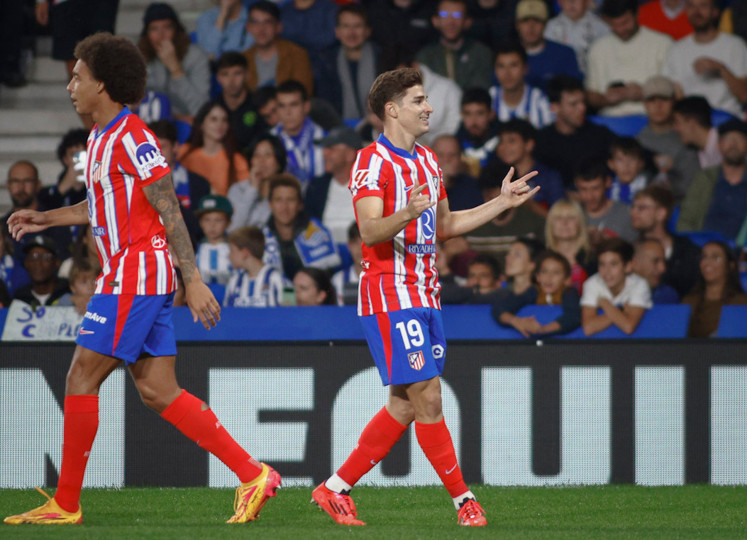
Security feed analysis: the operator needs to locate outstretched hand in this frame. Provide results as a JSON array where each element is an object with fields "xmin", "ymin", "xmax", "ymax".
[
  {"xmin": 500, "ymin": 167, "xmax": 540, "ymax": 209},
  {"xmin": 6, "ymin": 210, "xmax": 50, "ymax": 241},
  {"xmin": 405, "ymin": 182, "xmax": 436, "ymax": 220},
  {"xmin": 185, "ymin": 281, "xmax": 222, "ymax": 330}
]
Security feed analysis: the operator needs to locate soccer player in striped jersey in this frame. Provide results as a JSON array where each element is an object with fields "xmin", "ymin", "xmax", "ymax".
[
  {"xmin": 312, "ymin": 68, "xmax": 540, "ymax": 527},
  {"xmin": 224, "ymin": 226, "xmax": 283, "ymax": 307},
  {"xmin": 5, "ymin": 33, "xmax": 280, "ymax": 526}
]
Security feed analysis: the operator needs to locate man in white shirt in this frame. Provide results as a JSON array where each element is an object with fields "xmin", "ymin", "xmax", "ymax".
[
  {"xmin": 586, "ymin": 0, "xmax": 672, "ymax": 116},
  {"xmin": 661, "ymin": 0, "xmax": 747, "ymax": 118},
  {"xmin": 544, "ymin": 0, "xmax": 610, "ymax": 73}
]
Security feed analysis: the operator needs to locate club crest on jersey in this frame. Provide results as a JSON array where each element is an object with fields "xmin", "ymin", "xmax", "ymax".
[
  {"xmin": 151, "ymin": 234, "xmax": 167, "ymax": 249},
  {"xmin": 408, "ymin": 350, "xmax": 425, "ymax": 371},
  {"xmin": 135, "ymin": 142, "xmax": 165, "ymax": 171},
  {"xmin": 91, "ymin": 161, "xmax": 104, "ymax": 183}
]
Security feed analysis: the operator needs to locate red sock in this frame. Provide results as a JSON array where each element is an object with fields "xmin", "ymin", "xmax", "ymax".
[
  {"xmin": 161, "ymin": 390, "xmax": 262, "ymax": 483},
  {"xmin": 55, "ymin": 395, "xmax": 99, "ymax": 513},
  {"xmin": 337, "ymin": 407, "xmax": 408, "ymax": 486},
  {"xmin": 415, "ymin": 419, "xmax": 468, "ymax": 498}
]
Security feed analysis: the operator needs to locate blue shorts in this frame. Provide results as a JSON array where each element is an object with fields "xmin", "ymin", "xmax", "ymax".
[
  {"xmin": 360, "ymin": 308, "xmax": 446, "ymax": 386},
  {"xmin": 76, "ymin": 293, "xmax": 177, "ymax": 364}
]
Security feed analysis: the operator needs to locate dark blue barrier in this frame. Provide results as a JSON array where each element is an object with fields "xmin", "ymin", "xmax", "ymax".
[
  {"xmin": 560, "ymin": 304, "xmax": 692, "ymax": 339},
  {"xmin": 717, "ymin": 306, "xmax": 747, "ymax": 338}
]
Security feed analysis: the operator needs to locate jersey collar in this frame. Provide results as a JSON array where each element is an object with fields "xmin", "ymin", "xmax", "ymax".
[
  {"xmin": 94, "ymin": 107, "xmax": 131, "ymax": 139},
  {"xmin": 377, "ymin": 134, "xmax": 418, "ymax": 160}
]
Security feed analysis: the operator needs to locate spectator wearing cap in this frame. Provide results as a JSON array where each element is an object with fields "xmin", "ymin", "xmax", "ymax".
[
  {"xmin": 662, "ymin": 0, "xmax": 747, "ymax": 119},
  {"xmin": 586, "ymin": 0, "xmax": 672, "ymax": 116},
  {"xmin": 515, "ymin": 0, "xmax": 583, "ymax": 92},
  {"xmin": 13, "ymin": 235, "xmax": 71, "ymax": 310},
  {"xmin": 544, "ymin": 0, "xmax": 611, "ymax": 74},
  {"xmin": 195, "ymin": 0, "xmax": 254, "ymax": 60},
  {"xmin": 195, "ymin": 194, "xmax": 234, "ymax": 286},
  {"xmin": 304, "ymin": 126, "xmax": 362, "ymax": 243},
  {"xmin": 243, "ymin": 1, "xmax": 314, "ymax": 96},
  {"xmin": 138, "ymin": 3, "xmax": 210, "ymax": 120},
  {"xmin": 414, "ymin": 0, "xmax": 494, "ymax": 91},
  {"xmin": 636, "ymin": 75, "xmax": 700, "ymax": 204},
  {"xmin": 672, "ymin": 96, "xmax": 720, "ymax": 170},
  {"xmin": 677, "ymin": 119, "xmax": 747, "ymax": 241}
]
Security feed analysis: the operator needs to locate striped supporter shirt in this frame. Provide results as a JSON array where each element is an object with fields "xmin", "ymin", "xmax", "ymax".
[
  {"xmin": 349, "ymin": 135, "xmax": 447, "ymax": 316},
  {"xmin": 85, "ymin": 108, "xmax": 176, "ymax": 296}
]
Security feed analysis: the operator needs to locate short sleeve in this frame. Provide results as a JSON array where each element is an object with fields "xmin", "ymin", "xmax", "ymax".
[
  {"xmin": 121, "ymin": 121, "xmax": 170, "ymax": 186},
  {"xmin": 627, "ymin": 275, "xmax": 653, "ymax": 309},
  {"xmin": 580, "ymin": 274, "xmax": 603, "ymax": 307},
  {"xmin": 350, "ymin": 148, "xmax": 388, "ymax": 203}
]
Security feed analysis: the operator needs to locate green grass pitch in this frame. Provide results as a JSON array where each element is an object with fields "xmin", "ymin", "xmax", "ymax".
[{"xmin": 1, "ymin": 485, "xmax": 746, "ymax": 539}]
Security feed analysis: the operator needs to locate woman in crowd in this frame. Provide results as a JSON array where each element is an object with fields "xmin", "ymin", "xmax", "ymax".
[
  {"xmin": 293, "ymin": 267, "xmax": 337, "ymax": 306},
  {"xmin": 178, "ymin": 100, "xmax": 250, "ymax": 197},
  {"xmin": 138, "ymin": 2, "xmax": 210, "ymax": 119},
  {"xmin": 504, "ymin": 237, "xmax": 545, "ymax": 295},
  {"xmin": 682, "ymin": 241, "xmax": 747, "ymax": 337},
  {"xmin": 545, "ymin": 199, "xmax": 593, "ymax": 294},
  {"xmin": 228, "ymin": 134, "xmax": 287, "ymax": 232}
]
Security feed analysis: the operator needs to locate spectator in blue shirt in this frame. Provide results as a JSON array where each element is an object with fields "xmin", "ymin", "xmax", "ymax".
[
  {"xmin": 195, "ymin": 0, "xmax": 254, "ymax": 60},
  {"xmin": 515, "ymin": 0, "xmax": 583, "ymax": 90},
  {"xmin": 456, "ymin": 87, "xmax": 501, "ymax": 170}
]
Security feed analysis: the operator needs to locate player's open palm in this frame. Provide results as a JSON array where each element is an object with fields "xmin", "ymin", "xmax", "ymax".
[
  {"xmin": 6, "ymin": 210, "xmax": 50, "ymax": 241},
  {"xmin": 406, "ymin": 182, "xmax": 435, "ymax": 220},
  {"xmin": 500, "ymin": 167, "xmax": 540, "ymax": 209},
  {"xmin": 185, "ymin": 281, "xmax": 221, "ymax": 330}
]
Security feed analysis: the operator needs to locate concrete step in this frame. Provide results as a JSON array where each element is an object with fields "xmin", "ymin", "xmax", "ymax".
[
  {"xmin": 0, "ymin": 135, "xmax": 59, "ymax": 155},
  {"xmin": 0, "ymin": 157, "xmax": 60, "ymax": 186},
  {"xmin": 27, "ymin": 57, "xmax": 68, "ymax": 84},
  {"xmin": 0, "ymin": 109, "xmax": 80, "ymax": 136}
]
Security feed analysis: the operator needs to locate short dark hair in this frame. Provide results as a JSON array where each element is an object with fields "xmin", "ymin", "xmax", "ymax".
[
  {"xmin": 545, "ymin": 75, "xmax": 584, "ymax": 104},
  {"xmin": 435, "ymin": 0, "xmax": 470, "ymax": 15},
  {"xmin": 499, "ymin": 118, "xmax": 537, "ymax": 142},
  {"xmin": 249, "ymin": 0, "xmax": 280, "ymax": 21},
  {"xmin": 495, "ymin": 42, "xmax": 528, "ymax": 65},
  {"xmin": 574, "ymin": 159, "xmax": 610, "ymax": 183},
  {"xmin": 268, "ymin": 172, "xmax": 303, "ymax": 201},
  {"xmin": 515, "ymin": 237, "xmax": 546, "ymax": 261},
  {"xmin": 227, "ymin": 226, "xmax": 265, "ymax": 260},
  {"xmin": 461, "ymin": 87, "xmax": 492, "ymax": 109},
  {"xmin": 56, "ymin": 128, "xmax": 89, "ymax": 164},
  {"xmin": 74, "ymin": 32, "xmax": 147, "ymax": 105},
  {"xmin": 535, "ymin": 250, "xmax": 571, "ymax": 278},
  {"xmin": 673, "ymin": 96, "xmax": 712, "ymax": 129},
  {"xmin": 147, "ymin": 119, "xmax": 178, "ymax": 143},
  {"xmin": 609, "ymin": 136, "xmax": 645, "ymax": 160},
  {"xmin": 336, "ymin": 3, "xmax": 369, "ymax": 26},
  {"xmin": 253, "ymin": 85, "xmax": 277, "ymax": 109},
  {"xmin": 600, "ymin": 0, "xmax": 638, "ymax": 18},
  {"xmin": 368, "ymin": 67, "xmax": 423, "ymax": 120},
  {"xmin": 247, "ymin": 134, "xmax": 287, "ymax": 173},
  {"xmin": 347, "ymin": 222, "xmax": 361, "ymax": 242},
  {"xmin": 215, "ymin": 51, "xmax": 248, "ymax": 72},
  {"xmin": 598, "ymin": 237, "xmax": 634, "ymax": 264},
  {"xmin": 469, "ymin": 253, "xmax": 502, "ymax": 280},
  {"xmin": 276, "ymin": 79, "xmax": 308, "ymax": 102},
  {"xmin": 634, "ymin": 184, "xmax": 674, "ymax": 216}
]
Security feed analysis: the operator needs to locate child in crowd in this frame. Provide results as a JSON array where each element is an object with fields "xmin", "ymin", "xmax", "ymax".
[
  {"xmin": 607, "ymin": 137, "xmax": 650, "ymax": 205},
  {"xmin": 581, "ymin": 238, "xmax": 652, "ymax": 335},
  {"xmin": 58, "ymin": 258, "xmax": 100, "ymax": 316},
  {"xmin": 195, "ymin": 195, "xmax": 234, "ymax": 286},
  {"xmin": 466, "ymin": 253, "xmax": 504, "ymax": 296},
  {"xmin": 504, "ymin": 237, "xmax": 545, "ymax": 295},
  {"xmin": 224, "ymin": 226, "xmax": 284, "ymax": 307},
  {"xmin": 332, "ymin": 223, "xmax": 362, "ymax": 306},
  {"xmin": 492, "ymin": 250, "xmax": 581, "ymax": 336}
]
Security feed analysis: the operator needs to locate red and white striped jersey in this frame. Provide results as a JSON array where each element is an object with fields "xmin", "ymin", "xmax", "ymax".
[
  {"xmin": 85, "ymin": 109, "xmax": 176, "ymax": 296},
  {"xmin": 350, "ymin": 134, "xmax": 447, "ymax": 315}
]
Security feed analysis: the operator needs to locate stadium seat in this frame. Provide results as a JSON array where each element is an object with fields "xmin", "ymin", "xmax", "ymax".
[
  {"xmin": 712, "ymin": 108, "xmax": 738, "ymax": 127},
  {"xmin": 716, "ymin": 305, "xmax": 747, "ymax": 338},
  {"xmin": 559, "ymin": 304, "xmax": 692, "ymax": 338},
  {"xmin": 174, "ymin": 120, "xmax": 192, "ymax": 144},
  {"xmin": 208, "ymin": 283, "xmax": 226, "ymax": 305},
  {"xmin": 344, "ymin": 118, "xmax": 361, "ymax": 129},
  {"xmin": 742, "ymin": 272, "xmax": 747, "ymax": 293},
  {"xmin": 589, "ymin": 114, "xmax": 648, "ymax": 136},
  {"xmin": 679, "ymin": 230, "xmax": 736, "ymax": 250},
  {"xmin": 667, "ymin": 205, "xmax": 680, "ymax": 233}
]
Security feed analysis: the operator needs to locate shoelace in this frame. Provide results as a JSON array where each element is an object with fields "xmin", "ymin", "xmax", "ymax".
[
  {"xmin": 35, "ymin": 487, "xmax": 53, "ymax": 502},
  {"xmin": 460, "ymin": 500, "xmax": 482, "ymax": 519},
  {"xmin": 334, "ymin": 492, "xmax": 357, "ymax": 516}
]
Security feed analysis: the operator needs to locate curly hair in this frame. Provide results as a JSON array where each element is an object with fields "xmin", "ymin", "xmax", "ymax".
[{"xmin": 74, "ymin": 32, "xmax": 147, "ymax": 106}]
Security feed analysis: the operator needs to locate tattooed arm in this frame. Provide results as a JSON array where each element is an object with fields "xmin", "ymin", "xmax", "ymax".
[{"xmin": 143, "ymin": 174, "xmax": 220, "ymax": 329}]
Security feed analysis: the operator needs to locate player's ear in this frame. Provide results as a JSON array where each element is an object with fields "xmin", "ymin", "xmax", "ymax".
[{"xmin": 386, "ymin": 101, "xmax": 397, "ymax": 119}]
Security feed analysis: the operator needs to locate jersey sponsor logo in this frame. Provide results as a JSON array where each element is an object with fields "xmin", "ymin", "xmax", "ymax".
[
  {"xmin": 408, "ymin": 350, "xmax": 425, "ymax": 371},
  {"xmin": 92, "ymin": 226, "xmax": 106, "ymax": 237},
  {"xmin": 151, "ymin": 234, "xmax": 167, "ymax": 249},
  {"xmin": 350, "ymin": 169, "xmax": 369, "ymax": 196},
  {"xmin": 420, "ymin": 207, "xmax": 436, "ymax": 240},
  {"xmin": 406, "ymin": 243, "xmax": 436, "ymax": 254},
  {"xmin": 84, "ymin": 311, "xmax": 108, "ymax": 324},
  {"xmin": 445, "ymin": 463, "xmax": 458, "ymax": 475},
  {"xmin": 432, "ymin": 344, "xmax": 445, "ymax": 359},
  {"xmin": 135, "ymin": 142, "xmax": 165, "ymax": 171},
  {"xmin": 79, "ymin": 328, "xmax": 95, "ymax": 335}
]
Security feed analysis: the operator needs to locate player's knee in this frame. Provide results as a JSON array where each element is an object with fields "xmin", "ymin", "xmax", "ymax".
[
  {"xmin": 387, "ymin": 400, "xmax": 416, "ymax": 425},
  {"xmin": 135, "ymin": 382, "xmax": 167, "ymax": 412},
  {"xmin": 417, "ymin": 389, "xmax": 443, "ymax": 420}
]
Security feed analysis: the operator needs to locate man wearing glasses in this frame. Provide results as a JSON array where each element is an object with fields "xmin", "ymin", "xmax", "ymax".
[{"xmin": 415, "ymin": 0, "xmax": 493, "ymax": 91}]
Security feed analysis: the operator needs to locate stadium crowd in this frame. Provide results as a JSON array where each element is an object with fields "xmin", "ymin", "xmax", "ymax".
[{"xmin": 2, "ymin": 0, "xmax": 747, "ymax": 338}]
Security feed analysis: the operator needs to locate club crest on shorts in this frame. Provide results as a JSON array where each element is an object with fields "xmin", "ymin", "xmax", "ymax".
[{"xmin": 408, "ymin": 350, "xmax": 425, "ymax": 371}]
